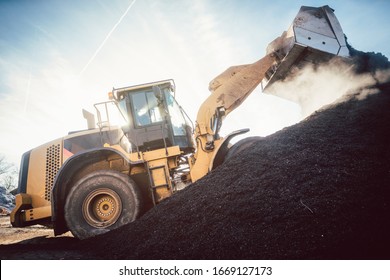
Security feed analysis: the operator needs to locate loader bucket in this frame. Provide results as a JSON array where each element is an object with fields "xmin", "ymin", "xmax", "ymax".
[{"xmin": 261, "ymin": 5, "xmax": 349, "ymax": 99}]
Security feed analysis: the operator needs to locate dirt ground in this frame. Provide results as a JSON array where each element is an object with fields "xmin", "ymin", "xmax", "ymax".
[{"xmin": 0, "ymin": 215, "xmax": 82, "ymax": 259}]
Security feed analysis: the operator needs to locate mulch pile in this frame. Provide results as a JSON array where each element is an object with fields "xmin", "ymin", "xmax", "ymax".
[{"xmin": 81, "ymin": 48, "xmax": 390, "ymax": 259}]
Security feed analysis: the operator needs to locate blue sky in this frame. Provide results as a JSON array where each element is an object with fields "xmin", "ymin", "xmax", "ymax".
[{"xmin": 1, "ymin": 0, "xmax": 390, "ymax": 165}]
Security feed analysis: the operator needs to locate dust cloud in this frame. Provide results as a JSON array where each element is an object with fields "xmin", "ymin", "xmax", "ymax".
[{"xmin": 268, "ymin": 58, "xmax": 390, "ymax": 117}]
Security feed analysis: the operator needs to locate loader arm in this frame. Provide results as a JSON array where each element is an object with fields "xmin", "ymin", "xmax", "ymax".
[
  {"xmin": 197, "ymin": 53, "xmax": 277, "ymax": 137},
  {"xmin": 189, "ymin": 5, "xmax": 349, "ymax": 182},
  {"xmin": 189, "ymin": 53, "xmax": 277, "ymax": 182}
]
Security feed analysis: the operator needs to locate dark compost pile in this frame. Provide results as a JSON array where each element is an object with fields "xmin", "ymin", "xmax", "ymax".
[{"xmin": 81, "ymin": 50, "xmax": 390, "ymax": 260}]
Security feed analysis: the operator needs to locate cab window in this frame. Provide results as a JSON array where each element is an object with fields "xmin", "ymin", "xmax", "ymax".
[{"xmin": 131, "ymin": 90, "xmax": 164, "ymax": 126}]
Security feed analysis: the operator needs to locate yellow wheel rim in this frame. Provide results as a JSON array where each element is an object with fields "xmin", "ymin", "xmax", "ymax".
[{"xmin": 82, "ymin": 188, "xmax": 122, "ymax": 228}]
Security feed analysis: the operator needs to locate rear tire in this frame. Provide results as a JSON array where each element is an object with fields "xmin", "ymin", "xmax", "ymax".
[{"xmin": 64, "ymin": 170, "xmax": 143, "ymax": 240}]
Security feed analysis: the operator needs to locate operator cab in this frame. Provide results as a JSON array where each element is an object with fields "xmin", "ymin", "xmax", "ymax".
[{"xmin": 112, "ymin": 80, "xmax": 195, "ymax": 153}]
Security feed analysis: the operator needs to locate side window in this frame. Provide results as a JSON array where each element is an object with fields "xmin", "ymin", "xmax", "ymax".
[
  {"xmin": 146, "ymin": 91, "xmax": 163, "ymax": 123},
  {"xmin": 133, "ymin": 91, "xmax": 151, "ymax": 126},
  {"xmin": 165, "ymin": 91, "xmax": 187, "ymax": 136},
  {"xmin": 131, "ymin": 90, "xmax": 164, "ymax": 127}
]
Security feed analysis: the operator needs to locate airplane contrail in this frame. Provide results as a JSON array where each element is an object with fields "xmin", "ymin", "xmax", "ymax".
[{"xmin": 79, "ymin": 0, "xmax": 137, "ymax": 77}]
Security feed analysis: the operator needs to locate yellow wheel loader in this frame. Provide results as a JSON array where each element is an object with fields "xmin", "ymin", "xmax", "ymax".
[{"xmin": 11, "ymin": 5, "xmax": 349, "ymax": 239}]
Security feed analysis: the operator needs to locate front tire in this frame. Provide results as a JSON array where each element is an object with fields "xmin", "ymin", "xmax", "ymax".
[
  {"xmin": 64, "ymin": 170, "xmax": 143, "ymax": 240},
  {"xmin": 225, "ymin": 136, "xmax": 262, "ymax": 161}
]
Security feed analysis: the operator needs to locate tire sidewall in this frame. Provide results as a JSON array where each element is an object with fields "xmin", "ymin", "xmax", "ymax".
[{"xmin": 64, "ymin": 170, "xmax": 141, "ymax": 239}]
